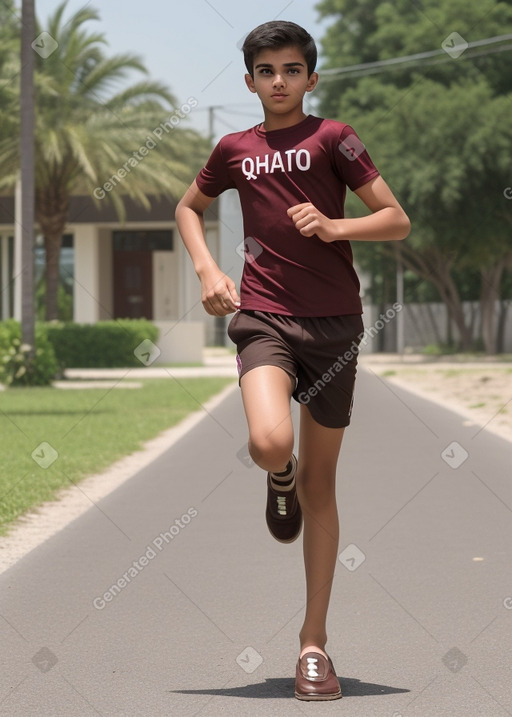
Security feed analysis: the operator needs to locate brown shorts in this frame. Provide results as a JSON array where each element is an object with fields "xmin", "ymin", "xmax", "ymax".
[{"xmin": 227, "ymin": 310, "xmax": 364, "ymax": 428}]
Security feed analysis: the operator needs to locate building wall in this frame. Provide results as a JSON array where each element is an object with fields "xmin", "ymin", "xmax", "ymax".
[
  {"xmin": 152, "ymin": 250, "xmax": 178, "ymax": 320},
  {"xmin": 176, "ymin": 222, "xmax": 220, "ymax": 345},
  {"xmin": 98, "ymin": 228, "xmax": 113, "ymax": 320},
  {"xmin": 73, "ymin": 225, "xmax": 101, "ymax": 323}
]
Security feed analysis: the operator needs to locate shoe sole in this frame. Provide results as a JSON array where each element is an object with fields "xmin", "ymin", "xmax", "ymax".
[
  {"xmin": 266, "ymin": 520, "xmax": 303, "ymax": 544},
  {"xmin": 295, "ymin": 690, "xmax": 342, "ymax": 701}
]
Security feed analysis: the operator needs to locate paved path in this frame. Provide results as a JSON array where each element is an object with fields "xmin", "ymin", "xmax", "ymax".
[{"xmin": 1, "ymin": 366, "xmax": 511, "ymax": 716}]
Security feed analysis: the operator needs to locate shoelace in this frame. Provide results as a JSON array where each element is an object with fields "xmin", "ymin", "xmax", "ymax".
[
  {"xmin": 276, "ymin": 495, "xmax": 287, "ymax": 516},
  {"xmin": 306, "ymin": 657, "xmax": 319, "ymax": 678}
]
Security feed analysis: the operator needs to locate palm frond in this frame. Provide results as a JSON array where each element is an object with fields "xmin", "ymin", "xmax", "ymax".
[
  {"xmin": 105, "ymin": 81, "xmax": 177, "ymax": 109},
  {"xmin": 1, "ymin": 0, "xmax": 208, "ymax": 228},
  {"xmin": 76, "ymin": 54, "xmax": 149, "ymax": 98}
]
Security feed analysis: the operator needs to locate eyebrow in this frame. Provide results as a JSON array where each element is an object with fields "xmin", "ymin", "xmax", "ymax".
[{"xmin": 254, "ymin": 62, "xmax": 305, "ymax": 69}]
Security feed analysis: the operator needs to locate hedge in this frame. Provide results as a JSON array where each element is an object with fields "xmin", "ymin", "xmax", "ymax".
[
  {"xmin": 0, "ymin": 320, "xmax": 160, "ymax": 375},
  {"xmin": 45, "ymin": 320, "xmax": 160, "ymax": 368}
]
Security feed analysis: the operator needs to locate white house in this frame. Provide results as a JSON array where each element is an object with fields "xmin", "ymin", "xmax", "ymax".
[{"xmin": 0, "ymin": 193, "xmax": 238, "ymax": 363}]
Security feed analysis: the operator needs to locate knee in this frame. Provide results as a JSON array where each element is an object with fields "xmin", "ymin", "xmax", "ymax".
[{"xmin": 248, "ymin": 431, "xmax": 293, "ymax": 473}]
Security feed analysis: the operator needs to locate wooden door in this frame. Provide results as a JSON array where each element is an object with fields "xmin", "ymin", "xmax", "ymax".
[{"xmin": 113, "ymin": 250, "xmax": 153, "ymax": 319}]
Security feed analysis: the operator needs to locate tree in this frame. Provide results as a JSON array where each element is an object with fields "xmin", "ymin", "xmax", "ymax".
[
  {"xmin": 316, "ymin": 0, "xmax": 512, "ymax": 352},
  {"xmin": 20, "ymin": 0, "xmax": 35, "ymax": 349},
  {"xmin": 0, "ymin": 1, "xmax": 210, "ymax": 320},
  {"xmin": 0, "ymin": 2, "xmax": 20, "ymax": 188}
]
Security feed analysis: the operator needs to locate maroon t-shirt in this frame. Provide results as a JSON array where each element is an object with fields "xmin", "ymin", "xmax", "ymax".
[{"xmin": 195, "ymin": 114, "xmax": 380, "ymax": 316}]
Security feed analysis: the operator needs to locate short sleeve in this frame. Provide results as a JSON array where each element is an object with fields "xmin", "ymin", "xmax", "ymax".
[
  {"xmin": 195, "ymin": 139, "xmax": 236, "ymax": 198},
  {"xmin": 331, "ymin": 124, "xmax": 380, "ymax": 191}
]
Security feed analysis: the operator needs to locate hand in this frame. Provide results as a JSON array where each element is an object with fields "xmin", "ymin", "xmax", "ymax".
[
  {"xmin": 287, "ymin": 202, "xmax": 337, "ymax": 242},
  {"xmin": 199, "ymin": 268, "xmax": 241, "ymax": 316}
]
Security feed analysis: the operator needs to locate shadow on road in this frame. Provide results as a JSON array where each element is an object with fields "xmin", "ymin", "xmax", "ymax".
[{"xmin": 171, "ymin": 675, "xmax": 410, "ymax": 699}]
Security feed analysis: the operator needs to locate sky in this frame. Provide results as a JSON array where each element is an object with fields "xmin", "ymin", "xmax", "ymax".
[{"xmin": 32, "ymin": 0, "xmax": 332, "ymax": 141}]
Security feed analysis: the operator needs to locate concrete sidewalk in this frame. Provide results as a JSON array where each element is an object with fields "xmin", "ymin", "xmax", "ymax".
[
  {"xmin": 62, "ymin": 348, "xmax": 239, "ymax": 382},
  {"xmin": 1, "ymin": 366, "xmax": 511, "ymax": 715}
]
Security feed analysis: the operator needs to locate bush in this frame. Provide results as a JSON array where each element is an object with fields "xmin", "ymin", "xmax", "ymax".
[
  {"xmin": 421, "ymin": 342, "xmax": 459, "ymax": 356},
  {"xmin": 0, "ymin": 322, "xmax": 58, "ymax": 387},
  {"xmin": 45, "ymin": 320, "xmax": 159, "ymax": 368},
  {"xmin": 0, "ymin": 319, "xmax": 20, "ymax": 350}
]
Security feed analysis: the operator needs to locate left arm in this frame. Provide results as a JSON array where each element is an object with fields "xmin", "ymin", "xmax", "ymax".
[{"xmin": 287, "ymin": 176, "xmax": 411, "ymax": 242}]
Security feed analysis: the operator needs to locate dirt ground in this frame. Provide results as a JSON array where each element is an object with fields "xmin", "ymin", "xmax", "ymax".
[{"xmin": 359, "ymin": 354, "xmax": 512, "ymax": 443}]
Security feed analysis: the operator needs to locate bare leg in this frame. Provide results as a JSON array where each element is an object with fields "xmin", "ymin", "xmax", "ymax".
[
  {"xmin": 240, "ymin": 365, "xmax": 295, "ymax": 473},
  {"xmin": 240, "ymin": 368, "xmax": 343, "ymax": 657},
  {"xmin": 296, "ymin": 404, "xmax": 345, "ymax": 657}
]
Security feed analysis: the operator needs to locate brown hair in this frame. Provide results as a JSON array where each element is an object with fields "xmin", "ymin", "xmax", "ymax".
[{"xmin": 242, "ymin": 21, "xmax": 317, "ymax": 77}]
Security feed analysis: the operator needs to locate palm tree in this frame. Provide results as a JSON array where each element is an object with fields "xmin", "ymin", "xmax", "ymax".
[
  {"xmin": 0, "ymin": 1, "xmax": 20, "ymax": 170},
  {"xmin": 0, "ymin": 1, "xmax": 209, "ymax": 320},
  {"xmin": 20, "ymin": 0, "xmax": 36, "ymax": 348}
]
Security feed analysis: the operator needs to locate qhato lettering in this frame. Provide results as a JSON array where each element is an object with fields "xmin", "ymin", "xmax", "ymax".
[{"xmin": 242, "ymin": 148, "xmax": 311, "ymax": 181}]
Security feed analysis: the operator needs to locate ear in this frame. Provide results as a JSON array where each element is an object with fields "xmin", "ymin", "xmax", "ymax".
[
  {"xmin": 306, "ymin": 72, "xmax": 319, "ymax": 93},
  {"xmin": 244, "ymin": 73, "xmax": 257, "ymax": 93}
]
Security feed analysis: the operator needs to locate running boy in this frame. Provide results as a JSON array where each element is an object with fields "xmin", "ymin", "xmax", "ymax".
[{"xmin": 176, "ymin": 21, "xmax": 410, "ymax": 701}]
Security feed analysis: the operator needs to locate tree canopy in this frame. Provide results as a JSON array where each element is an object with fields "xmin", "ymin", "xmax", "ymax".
[{"xmin": 316, "ymin": 0, "xmax": 512, "ymax": 352}]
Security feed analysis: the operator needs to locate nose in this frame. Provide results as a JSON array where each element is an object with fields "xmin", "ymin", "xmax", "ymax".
[{"xmin": 273, "ymin": 73, "xmax": 285, "ymax": 88}]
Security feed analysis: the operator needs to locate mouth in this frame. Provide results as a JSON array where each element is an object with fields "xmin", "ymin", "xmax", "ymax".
[{"xmin": 271, "ymin": 93, "xmax": 288, "ymax": 99}]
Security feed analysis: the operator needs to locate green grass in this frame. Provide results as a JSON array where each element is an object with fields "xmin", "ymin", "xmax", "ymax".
[
  {"xmin": 0, "ymin": 377, "xmax": 234, "ymax": 535},
  {"xmin": 155, "ymin": 362, "xmax": 204, "ymax": 368}
]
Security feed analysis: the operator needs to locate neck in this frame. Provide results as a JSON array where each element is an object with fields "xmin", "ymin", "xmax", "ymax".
[{"xmin": 262, "ymin": 108, "xmax": 308, "ymax": 132}]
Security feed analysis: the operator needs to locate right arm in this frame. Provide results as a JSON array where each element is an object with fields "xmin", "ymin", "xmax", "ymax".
[{"xmin": 175, "ymin": 180, "xmax": 240, "ymax": 316}]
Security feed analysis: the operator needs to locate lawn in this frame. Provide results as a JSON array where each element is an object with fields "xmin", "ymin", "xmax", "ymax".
[{"xmin": 0, "ymin": 377, "xmax": 234, "ymax": 535}]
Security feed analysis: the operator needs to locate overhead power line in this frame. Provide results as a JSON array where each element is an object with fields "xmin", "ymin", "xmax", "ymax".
[{"xmin": 320, "ymin": 33, "xmax": 512, "ymax": 80}]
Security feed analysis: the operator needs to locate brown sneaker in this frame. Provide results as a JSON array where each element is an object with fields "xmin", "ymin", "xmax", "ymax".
[
  {"xmin": 295, "ymin": 651, "xmax": 342, "ymax": 701},
  {"xmin": 265, "ymin": 454, "xmax": 302, "ymax": 543}
]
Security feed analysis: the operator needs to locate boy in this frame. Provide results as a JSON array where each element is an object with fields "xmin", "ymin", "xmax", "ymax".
[{"xmin": 175, "ymin": 21, "xmax": 410, "ymax": 701}]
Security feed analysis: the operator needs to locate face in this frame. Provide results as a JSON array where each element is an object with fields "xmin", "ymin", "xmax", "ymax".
[{"xmin": 244, "ymin": 46, "xmax": 318, "ymax": 116}]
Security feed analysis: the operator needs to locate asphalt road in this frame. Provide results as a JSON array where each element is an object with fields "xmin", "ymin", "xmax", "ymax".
[{"xmin": 1, "ymin": 366, "xmax": 511, "ymax": 716}]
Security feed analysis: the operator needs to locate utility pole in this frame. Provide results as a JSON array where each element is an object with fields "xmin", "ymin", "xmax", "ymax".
[
  {"xmin": 207, "ymin": 105, "xmax": 223, "ymax": 143},
  {"xmin": 396, "ymin": 245, "xmax": 404, "ymax": 356},
  {"xmin": 205, "ymin": 105, "xmax": 225, "ymax": 345},
  {"xmin": 20, "ymin": 0, "xmax": 35, "ymax": 347}
]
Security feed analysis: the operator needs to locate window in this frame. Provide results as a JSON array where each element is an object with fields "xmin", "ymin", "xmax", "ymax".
[
  {"xmin": 113, "ymin": 230, "xmax": 173, "ymax": 252},
  {"xmin": 34, "ymin": 234, "xmax": 74, "ymax": 320}
]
